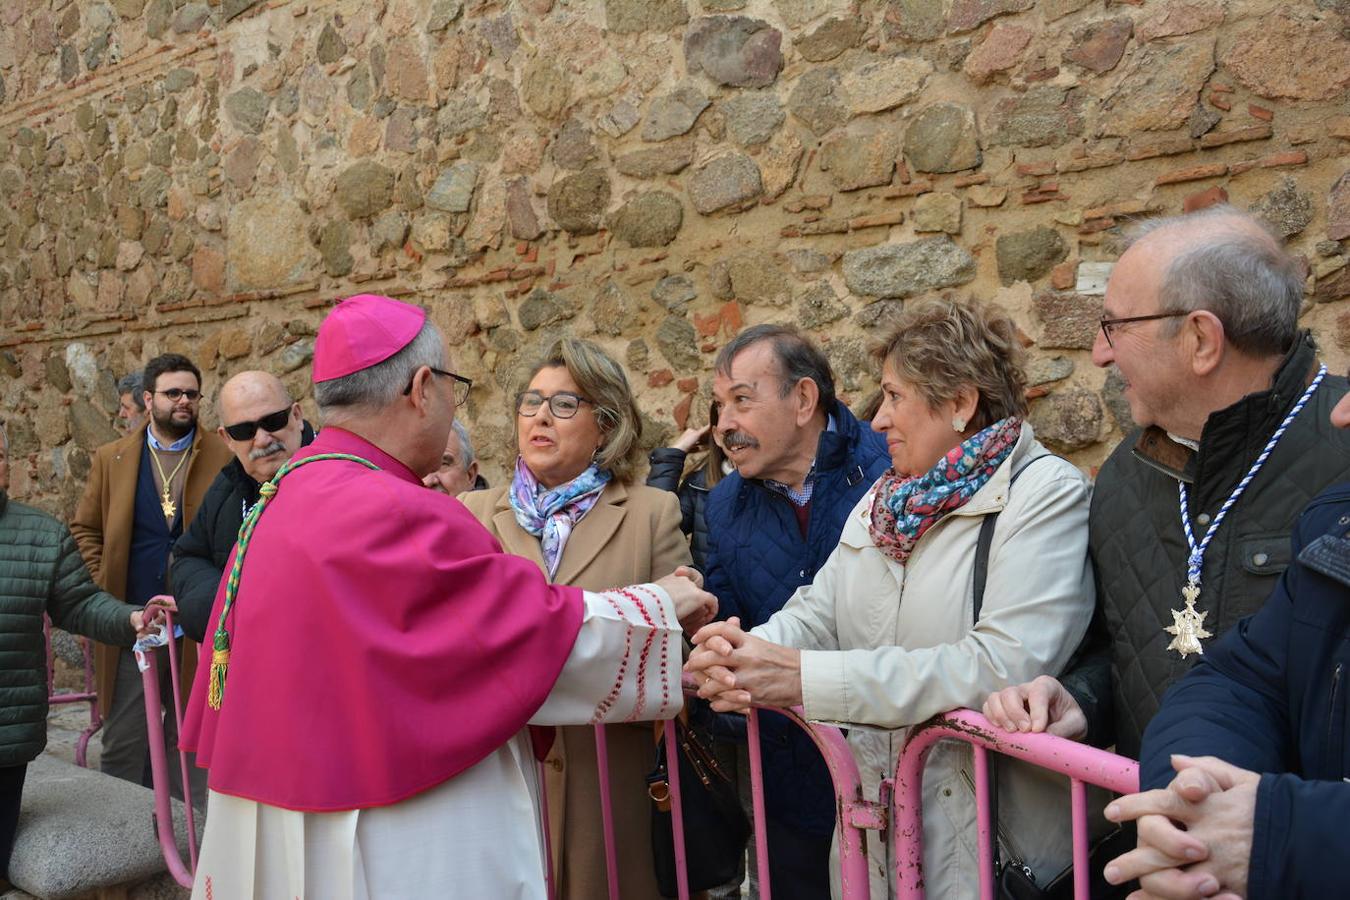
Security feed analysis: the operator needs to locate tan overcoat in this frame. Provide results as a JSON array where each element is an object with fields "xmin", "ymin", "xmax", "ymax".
[
  {"xmin": 462, "ymin": 479, "xmax": 691, "ymax": 900},
  {"xmin": 70, "ymin": 423, "xmax": 232, "ymax": 714}
]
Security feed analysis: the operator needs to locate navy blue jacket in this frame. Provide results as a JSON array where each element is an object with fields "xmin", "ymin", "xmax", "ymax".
[
  {"xmin": 1140, "ymin": 483, "xmax": 1350, "ymax": 900},
  {"xmin": 704, "ymin": 402, "xmax": 890, "ymax": 835}
]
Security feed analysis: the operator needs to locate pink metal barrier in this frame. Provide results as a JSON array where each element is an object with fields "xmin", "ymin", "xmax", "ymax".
[
  {"xmin": 892, "ymin": 709, "xmax": 1140, "ymax": 900},
  {"xmin": 583, "ymin": 675, "xmax": 876, "ymax": 900},
  {"xmin": 136, "ymin": 612, "xmax": 198, "ymax": 889},
  {"xmin": 43, "ymin": 615, "xmax": 101, "ymax": 768}
]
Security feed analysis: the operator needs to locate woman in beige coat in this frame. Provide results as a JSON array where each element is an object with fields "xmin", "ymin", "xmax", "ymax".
[
  {"xmin": 689, "ymin": 298, "xmax": 1095, "ymax": 899},
  {"xmin": 462, "ymin": 338, "xmax": 690, "ymax": 900}
]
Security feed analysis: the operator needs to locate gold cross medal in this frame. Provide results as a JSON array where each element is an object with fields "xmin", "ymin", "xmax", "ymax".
[
  {"xmin": 160, "ymin": 489, "xmax": 177, "ymax": 522},
  {"xmin": 1165, "ymin": 582, "xmax": 1212, "ymax": 658}
]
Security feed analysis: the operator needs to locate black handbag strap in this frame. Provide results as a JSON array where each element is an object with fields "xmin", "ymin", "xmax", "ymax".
[
  {"xmin": 972, "ymin": 453, "xmax": 1055, "ymax": 620},
  {"xmin": 971, "ymin": 452, "xmax": 1059, "ymax": 878}
]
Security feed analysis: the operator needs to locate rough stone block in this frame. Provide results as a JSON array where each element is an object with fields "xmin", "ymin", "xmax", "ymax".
[{"xmin": 9, "ymin": 755, "xmax": 197, "ymax": 899}]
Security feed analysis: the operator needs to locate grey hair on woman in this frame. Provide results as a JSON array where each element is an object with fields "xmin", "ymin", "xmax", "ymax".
[
  {"xmin": 315, "ymin": 318, "xmax": 448, "ymax": 418},
  {"xmin": 1121, "ymin": 204, "xmax": 1303, "ymax": 357},
  {"xmin": 518, "ymin": 338, "xmax": 643, "ymax": 483},
  {"xmin": 872, "ymin": 296, "xmax": 1029, "ymax": 432}
]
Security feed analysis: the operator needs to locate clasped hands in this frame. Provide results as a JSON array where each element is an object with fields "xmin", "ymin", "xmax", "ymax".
[
  {"xmin": 682, "ymin": 617, "xmax": 804, "ymax": 712},
  {"xmin": 1102, "ymin": 754, "xmax": 1258, "ymax": 900}
]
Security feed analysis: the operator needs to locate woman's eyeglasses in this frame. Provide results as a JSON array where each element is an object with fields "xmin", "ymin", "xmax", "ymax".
[{"xmin": 516, "ymin": 391, "xmax": 593, "ymax": 419}]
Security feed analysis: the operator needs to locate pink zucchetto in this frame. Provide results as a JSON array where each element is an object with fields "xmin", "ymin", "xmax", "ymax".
[{"xmin": 312, "ymin": 294, "xmax": 427, "ymax": 383}]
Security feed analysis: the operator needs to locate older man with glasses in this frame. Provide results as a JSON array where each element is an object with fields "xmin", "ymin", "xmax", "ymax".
[
  {"xmin": 984, "ymin": 204, "xmax": 1350, "ymax": 762},
  {"xmin": 71, "ymin": 352, "xmax": 231, "ymax": 802},
  {"xmin": 170, "ymin": 371, "xmax": 316, "ymax": 644}
]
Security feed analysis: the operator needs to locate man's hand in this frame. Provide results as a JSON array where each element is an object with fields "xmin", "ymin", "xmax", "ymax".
[
  {"xmin": 654, "ymin": 572, "xmax": 717, "ymax": 633},
  {"xmin": 1104, "ymin": 755, "xmax": 1258, "ymax": 900},
  {"xmin": 981, "ymin": 675, "xmax": 1088, "ymax": 740},
  {"xmin": 687, "ymin": 619, "xmax": 803, "ymax": 711},
  {"xmin": 131, "ymin": 594, "xmax": 178, "ymax": 636}
]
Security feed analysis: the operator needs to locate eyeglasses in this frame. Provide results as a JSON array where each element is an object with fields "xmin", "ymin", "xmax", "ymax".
[
  {"xmin": 155, "ymin": 388, "xmax": 201, "ymax": 402},
  {"xmin": 403, "ymin": 366, "xmax": 472, "ymax": 405},
  {"xmin": 223, "ymin": 406, "xmax": 293, "ymax": 442},
  {"xmin": 1099, "ymin": 311, "xmax": 1190, "ymax": 348},
  {"xmin": 516, "ymin": 390, "xmax": 593, "ymax": 419}
]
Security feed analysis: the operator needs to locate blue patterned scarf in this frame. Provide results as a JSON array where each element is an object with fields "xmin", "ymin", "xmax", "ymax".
[
  {"xmin": 509, "ymin": 457, "xmax": 612, "ymax": 580},
  {"xmin": 868, "ymin": 417, "xmax": 1022, "ymax": 565}
]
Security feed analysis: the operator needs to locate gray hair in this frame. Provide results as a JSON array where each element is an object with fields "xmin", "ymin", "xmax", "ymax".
[
  {"xmin": 714, "ymin": 324, "xmax": 837, "ymax": 415},
  {"xmin": 314, "ymin": 319, "xmax": 448, "ymax": 417},
  {"xmin": 117, "ymin": 371, "xmax": 145, "ymax": 409},
  {"xmin": 1122, "ymin": 205, "xmax": 1303, "ymax": 358},
  {"xmin": 450, "ymin": 418, "xmax": 475, "ymax": 469}
]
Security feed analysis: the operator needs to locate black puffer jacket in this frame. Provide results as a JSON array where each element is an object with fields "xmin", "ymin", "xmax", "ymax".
[
  {"xmin": 1072, "ymin": 333, "xmax": 1350, "ymax": 758},
  {"xmin": 170, "ymin": 423, "xmax": 314, "ymax": 642},
  {"xmin": 0, "ymin": 492, "xmax": 137, "ymax": 766},
  {"xmin": 645, "ymin": 448, "xmax": 714, "ymax": 572}
]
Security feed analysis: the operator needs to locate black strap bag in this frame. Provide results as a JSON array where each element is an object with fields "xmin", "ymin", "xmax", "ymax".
[
  {"xmin": 646, "ymin": 701, "xmax": 750, "ymax": 898},
  {"xmin": 974, "ymin": 455, "xmax": 1132, "ymax": 900}
]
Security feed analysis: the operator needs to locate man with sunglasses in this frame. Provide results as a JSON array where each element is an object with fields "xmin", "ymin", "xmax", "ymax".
[
  {"xmin": 71, "ymin": 352, "xmax": 231, "ymax": 800},
  {"xmin": 170, "ymin": 370, "xmax": 315, "ymax": 643},
  {"xmin": 985, "ymin": 206, "xmax": 1350, "ymax": 762}
]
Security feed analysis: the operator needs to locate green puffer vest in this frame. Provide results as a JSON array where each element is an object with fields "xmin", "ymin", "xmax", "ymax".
[
  {"xmin": 1090, "ymin": 333, "xmax": 1350, "ymax": 759},
  {"xmin": 0, "ymin": 492, "xmax": 137, "ymax": 767}
]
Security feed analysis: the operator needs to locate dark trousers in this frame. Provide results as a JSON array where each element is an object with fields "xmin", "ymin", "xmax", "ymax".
[
  {"xmin": 764, "ymin": 817, "xmax": 832, "ymax": 900},
  {"xmin": 0, "ymin": 764, "xmax": 27, "ymax": 879},
  {"xmin": 100, "ymin": 646, "xmax": 206, "ymax": 809}
]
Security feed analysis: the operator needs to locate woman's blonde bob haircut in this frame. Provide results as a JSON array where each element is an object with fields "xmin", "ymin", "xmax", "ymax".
[
  {"xmin": 871, "ymin": 296, "xmax": 1029, "ymax": 431},
  {"xmin": 518, "ymin": 338, "xmax": 644, "ymax": 483}
]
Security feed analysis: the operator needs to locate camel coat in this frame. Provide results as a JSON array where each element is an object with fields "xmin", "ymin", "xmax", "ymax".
[
  {"xmin": 462, "ymin": 479, "xmax": 691, "ymax": 900},
  {"xmin": 70, "ymin": 423, "xmax": 232, "ymax": 715}
]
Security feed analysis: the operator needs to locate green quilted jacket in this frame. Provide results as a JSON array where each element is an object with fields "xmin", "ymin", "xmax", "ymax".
[{"xmin": 0, "ymin": 491, "xmax": 137, "ymax": 767}]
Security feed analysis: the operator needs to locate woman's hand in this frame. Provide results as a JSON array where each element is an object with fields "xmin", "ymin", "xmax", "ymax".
[
  {"xmin": 688, "ymin": 618, "xmax": 804, "ymax": 711},
  {"xmin": 672, "ymin": 425, "xmax": 711, "ymax": 454},
  {"xmin": 130, "ymin": 594, "xmax": 177, "ymax": 636}
]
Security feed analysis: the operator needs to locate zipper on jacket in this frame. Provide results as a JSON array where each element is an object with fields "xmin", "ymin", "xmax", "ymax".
[{"xmin": 1330, "ymin": 662, "xmax": 1344, "ymax": 772}]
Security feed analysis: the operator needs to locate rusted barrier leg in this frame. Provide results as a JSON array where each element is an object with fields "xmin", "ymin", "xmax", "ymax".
[
  {"xmin": 1070, "ymin": 778, "xmax": 1089, "ymax": 900},
  {"xmin": 161, "ymin": 614, "xmax": 198, "ymax": 871},
  {"xmin": 973, "ymin": 745, "xmax": 995, "ymax": 900},
  {"xmin": 594, "ymin": 723, "xmax": 622, "ymax": 900},
  {"xmin": 139, "ymin": 650, "xmax": 194, "ymax": 889},
  {"xmin": 745, "ymin": 709, "xmax": 772, "ymax": 900},
  {"xmin": 664, "ymin": 719, "xmax": 690, "ymax": 900}
]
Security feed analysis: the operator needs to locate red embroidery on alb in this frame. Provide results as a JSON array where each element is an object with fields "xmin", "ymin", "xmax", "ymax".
[
  {"xmin": 591, "ymin": 591, "xmax": 635, "ymax": 724},
  {"xmin": 633, "ymin": 584, "xmax": 674, "ymax": 718},
  {"xmin": 618, "ymin": 588, "xmax": 658, "ymax": 722}
]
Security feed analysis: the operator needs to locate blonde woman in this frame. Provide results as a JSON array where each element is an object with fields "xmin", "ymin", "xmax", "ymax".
[{"xmin": 463, "ymin": 338, "xmax": 690, "ymax": 899}]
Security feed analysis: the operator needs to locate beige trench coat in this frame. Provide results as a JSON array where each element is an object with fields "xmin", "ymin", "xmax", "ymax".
[{"xmin": 462, "ymin": 479, "xmax": 691, "ymax": 900}]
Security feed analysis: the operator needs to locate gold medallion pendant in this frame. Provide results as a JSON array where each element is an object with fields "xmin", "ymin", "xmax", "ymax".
[
  {"xmin": 160, "ymin": 490, "xmax": 177, "ymax": 522},
  {"xmin": 1165, "ymin": 583, "xmax": 1212, "ymax": 658}
]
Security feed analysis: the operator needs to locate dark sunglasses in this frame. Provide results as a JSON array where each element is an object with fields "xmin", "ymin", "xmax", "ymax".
[
  {"xmin": 156, "ymin": 388, "xmax": 201, "ymax": 402},
  {"xmin": 223, "ymin": 406, "xmax": 293, "ymax": 442}
]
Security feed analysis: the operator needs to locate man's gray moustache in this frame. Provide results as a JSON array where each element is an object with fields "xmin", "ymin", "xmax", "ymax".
[{"xmin": 249, "ymin": 442, "xmax": 286, "ymax": 461}]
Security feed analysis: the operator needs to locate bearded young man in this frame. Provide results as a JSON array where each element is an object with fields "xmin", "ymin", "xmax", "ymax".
[{"xmin": 71, "ymin": 353, "xmax": 230, "ymax": 801}]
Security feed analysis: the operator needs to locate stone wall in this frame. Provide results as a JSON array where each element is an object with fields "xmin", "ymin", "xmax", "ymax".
[{"xmin": 1, "ymin": 0, "xmax": 1348, "ymax": 516}]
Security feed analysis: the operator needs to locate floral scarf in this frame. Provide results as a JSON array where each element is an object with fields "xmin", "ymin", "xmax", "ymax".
[
  {"xmin": 509, "ymin": 457, "xmax": 612, "ymax": 580},
  {"xmin": 868, "ymin": 417, "xmax": 1022, "ymax": 565}
]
